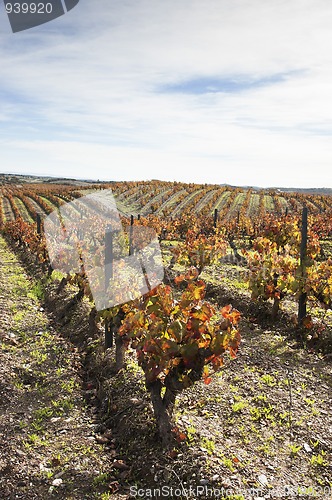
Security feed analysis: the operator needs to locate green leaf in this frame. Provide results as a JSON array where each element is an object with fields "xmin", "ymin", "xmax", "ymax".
[{"xmin": 167, "ymin": 319, "xmax": 185, "ymax": 342}]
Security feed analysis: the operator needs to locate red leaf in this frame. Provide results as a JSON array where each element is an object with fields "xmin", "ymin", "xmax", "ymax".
[
  {"xmin": 174, "ymin": 274, "xmax": 185, "ymax": 285},
  {"xmin": 303, "ymin": 315, "xmax": 313, "ymax": 329}
]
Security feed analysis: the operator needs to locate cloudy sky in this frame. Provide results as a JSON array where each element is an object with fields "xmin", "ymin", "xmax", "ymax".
[{"xmin": 0, "ymin": 0, "xmax": 332, "ymax": 188}]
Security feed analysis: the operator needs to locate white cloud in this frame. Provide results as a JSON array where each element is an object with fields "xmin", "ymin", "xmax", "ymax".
[{"xmin": 0, "ymin": 0, "xmax": 332, "ymax": 187}]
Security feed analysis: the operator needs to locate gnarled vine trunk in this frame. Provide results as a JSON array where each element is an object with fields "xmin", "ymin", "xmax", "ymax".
[
  {"xmin": 147, "ymin": 356, "xmax": 206, "ymax": 448},
  {"xmin": 147, "ymin": 379, "xmax": 177, "ymax": 449}
]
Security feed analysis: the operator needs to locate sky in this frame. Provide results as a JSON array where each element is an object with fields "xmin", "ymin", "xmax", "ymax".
[{"xmin": 0, "ymin": 0, "xmax": 332, "ymax": 188}]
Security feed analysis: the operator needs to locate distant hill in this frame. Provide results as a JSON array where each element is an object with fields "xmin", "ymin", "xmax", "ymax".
[
  {"xmin": 220, "ymin": 184, "xmax": 332, "ymax": 195},
  {"xmin": 0, "ymin": 173, "xmax": 101, "ymax": 186},
  {"xmin": 0, "ymin": 173, "xmax": 331, "ymax": 195},
  {"xmin": 270, "ymin": 187, "xmax": 332, "ymax": 195},
  {"xmin": 220, "ymin": 184, "xmax": 332, "ymax": 196}
]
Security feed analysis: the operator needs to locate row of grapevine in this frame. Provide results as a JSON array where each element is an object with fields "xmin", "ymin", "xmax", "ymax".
[
  {"xmin": 194, "ymin": 188, "xmax": 222, "ymax": 214},
  {"xmin": 3, "ymin": 180, "xmax": 332, "ymax": 225},
  {"xmin": 2, "ymin": 210, "xmax": 241, "ymax": 448}
]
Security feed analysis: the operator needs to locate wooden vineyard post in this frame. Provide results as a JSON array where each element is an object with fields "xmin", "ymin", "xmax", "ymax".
[
  {"xmin": 213, "ymin": 208, "xmax": 218, "ymax": 229},
  {"xmin": 129, "ymin": 214, "xmax": 134, "ymax": 256},
  {"xmin": 298, "ymin": 206, "xmax": 308, "ymax": 326},
  {"xmin": 104, "ymin": 226, "xmax": 114, "ymax": 348},
  {"xmin": 36, "ymin": 213, "xmax": 42, "ymax": 235}
]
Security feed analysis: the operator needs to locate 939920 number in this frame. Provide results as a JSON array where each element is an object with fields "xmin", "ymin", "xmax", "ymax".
[{"xmin": 5, "ymin": 3, "xmax": 53, "ymax": 14}]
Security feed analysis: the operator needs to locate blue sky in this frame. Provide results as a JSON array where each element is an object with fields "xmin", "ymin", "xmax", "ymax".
[{"xmin": 0, "ymin": 0, "xmax": 332, "ymax": 188}]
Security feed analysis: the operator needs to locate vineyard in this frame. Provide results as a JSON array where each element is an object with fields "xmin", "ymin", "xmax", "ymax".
[
  {"xmin": 1, "ymin": 180, "xmax": 332, "ymax": 222},
  {"xmin": 0, "ymin": 177, "xmax": 332, "ymax": 499},
  {"xmin": 1, "ymin": 179, "xmax": 332, "ymax": 327}
]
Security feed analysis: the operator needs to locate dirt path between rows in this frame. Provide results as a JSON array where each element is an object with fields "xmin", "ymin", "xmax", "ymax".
[{"xmin": 0, "ymin": 236, "xmax": 127, "ymax": 499}]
